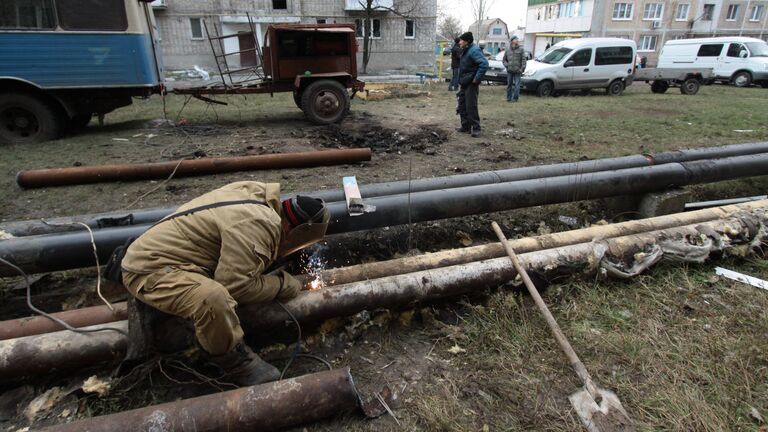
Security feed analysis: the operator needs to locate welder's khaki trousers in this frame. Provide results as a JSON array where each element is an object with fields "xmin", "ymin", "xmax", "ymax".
[{"xmin": 122, "ymin": 268, "xmax": 243, "ymax": 355}]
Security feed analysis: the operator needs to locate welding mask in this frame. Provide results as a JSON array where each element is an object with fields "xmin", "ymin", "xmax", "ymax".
[{"xmin": 278, "ymin": 196, "xmax": 330, "ymax": 257}]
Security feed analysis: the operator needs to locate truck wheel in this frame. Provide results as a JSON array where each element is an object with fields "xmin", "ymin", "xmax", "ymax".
[
  {"xmin": 606, "ymin": 80, "xmax": 625, "ymax": 96},
  {"xmin": 301, "ymin": 80, "xmax": 350, "ymax": 124},
  {"xmin": 731, "ymin": 71, "xmax": 752, "ymax": 87},
  {"xmin": 0, "ymin": 93, "xmax": 62, "ymax": 145},
  {"xmin": 761, "ymin": 82, "xmax": 768, "ymax": 88},
  {"xmin": 680, "ymin": 78, "xmax": 700, "ymax": 95},
  {"xmin": 536, "ymin": 80, "xmax": 554, "ymax": 97},
  {"xmin": 651, "ymin": 80, "xmax": 669, "ymax": 94}
]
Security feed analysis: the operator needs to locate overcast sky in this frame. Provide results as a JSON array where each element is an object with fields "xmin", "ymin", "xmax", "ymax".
[{"xmin": 438, "ymin": 0, "xmax": 529, "ymax": 30}]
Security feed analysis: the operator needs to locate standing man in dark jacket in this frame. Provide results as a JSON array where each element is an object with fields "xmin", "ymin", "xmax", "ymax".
[
  {"xmin": 503, "ymin": 35, "xmax": 527, "ymax": 102},
  {"xmin": 449, "ymin": 38, "xmax": 461, "ymax": 91},
  {"xmin": 456, "ymin": 32, "xmax": 488, "ymax": 138}
]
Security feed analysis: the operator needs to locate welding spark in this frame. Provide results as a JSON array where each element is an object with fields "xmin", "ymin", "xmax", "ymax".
[{"xmin": 302, "ymin": 244, "xmax": 328, "ymax": 291}]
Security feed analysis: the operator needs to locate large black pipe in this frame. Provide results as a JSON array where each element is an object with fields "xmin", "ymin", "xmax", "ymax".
[
  {"xmin": 1, "ymin": 153, "xmax": 767, "ymax": 276},
  {"xmin": 4, "ymin": 142, "xmax": 768, "ymax": 237}
]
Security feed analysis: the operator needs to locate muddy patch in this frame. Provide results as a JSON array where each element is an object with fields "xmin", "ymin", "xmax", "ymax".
[{"xmin": 314, "ymin": 123, "xmax": 448, "ymax": 154}]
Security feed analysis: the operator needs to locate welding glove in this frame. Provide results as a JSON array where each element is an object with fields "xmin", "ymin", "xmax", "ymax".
[{"xmin": 276, "ymin": 270, "xmax": 302, "ymax": 301}]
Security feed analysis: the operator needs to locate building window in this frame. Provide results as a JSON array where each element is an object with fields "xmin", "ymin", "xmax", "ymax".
[
  {"xmin": 750, "ymin": 4, "xmax": 764, "ymax": 21},
  {"xmin": 613, "ymin": 2, "xmax": 634, "ymax": 20},
  {"xmin": 726, "ymin": 4, "xmax": 738, "ymax": 20},
  {"xmin": 639, "ymin": 35, "xmax": 657, "ymax": 51},
  {"xmin": 702, "ymin": 4, "xmax": 715, "ymax": 20},
  {"xmin": 355, "ymin": 18, "xmax": 381, "ymax": 38},
  {"xmin": 317, "ymin": 19, "xmax": 327, "ymax": 24},
  {"xmin": 190, "ymin": 17, "xmax": 204, "ymax": 40},
  {"xmin": 0, "ymin": 0, "xmax": 56, "ymax": 29},
  {"xmin": 405, "ymin": 19, "xmax": 415, "ymax": 38},
  {"xmin": 697, "ymin": 43, "xmax": 723, "ymax": 56},
  {"xmin": 675, "ymin": 4, "xmax": 689, "ymax": 20},
  {"xmin": 272, "ymin": 0, "xmax": 287, "ymax": 10},
  {"xmin": 643, "ymin": 3, "xmax": 663, "ymax": 20},
  {"xmin": 492, "ymin": 27, "xmax": 502, "ymax": 35}
]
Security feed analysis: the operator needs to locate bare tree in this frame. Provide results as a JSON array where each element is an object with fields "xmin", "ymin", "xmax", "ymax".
[
  {"xmin": 469, "ymin": 0, "xmax": 497, "ymax": 36},
  {"xmin": 438, "ymin": 14, "xmax": 462, "ymax": 41},
  {"xmin": 356, "ymin": 0, "xmax": 424, "ymax": 74}
]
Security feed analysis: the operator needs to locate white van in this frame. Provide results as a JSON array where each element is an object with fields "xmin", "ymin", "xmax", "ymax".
[
  {"xmin": 520, "ymin": 38, "xmax": 636, "ymax": 97},
  {"xmin": 657, "ymin": 37, "xmax": 768, "ymax": 88}
]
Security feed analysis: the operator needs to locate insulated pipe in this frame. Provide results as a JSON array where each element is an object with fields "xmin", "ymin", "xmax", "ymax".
[
  {"xmin": 0, "ymin": 303, "xmax": 128, "ymax": 341},
  {"xmin": 7, "ymin": 200, "xmax": 766, "ymax": 340},
  {"xmin": 41, "ymin": 368, "xmax": 361, "ymax": 432},
  {"xmin": 16, "ymin": 148, "xmax": 372, "ymax": 189},
  {"xmin": 4, "ymin": 142, "xmax": 768, "ymax": 237},
  {"xmin": 1, "ymin": 153, "xmax": 767, "ymax": 276},
  {"xmin": 0, "ymin": 216, "xmax": 758, "ymax": 380},
  {"xmin": 310, "ymin": 199, "xmax": 768, "ymax": 287}
]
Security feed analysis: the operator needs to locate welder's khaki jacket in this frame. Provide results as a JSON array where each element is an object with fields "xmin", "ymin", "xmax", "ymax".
[{"xmin": 121, "ymin": 181, "xmax": 284, "ymax": 304}]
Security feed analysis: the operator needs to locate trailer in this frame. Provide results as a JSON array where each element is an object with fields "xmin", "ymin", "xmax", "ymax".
[
  {"xmin": 632, "ymin": 68, "xmax": 713, "ymax": 95},
  {"xmin": 173, "ymin": 21, "xmax": 365, "ymax": 125}
]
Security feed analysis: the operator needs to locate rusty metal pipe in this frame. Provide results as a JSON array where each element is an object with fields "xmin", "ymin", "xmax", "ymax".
[
  {"xmin": 0, "ymin": 214, "xmax": 759, "ymax": 381},
  {"xmin": 16, "ymin": 148, "xmax": 373, "ymax": 189},
  {"xmin": 0, "ymin": 303, "xmax": 128, "ymax": 341},
  {"xmin": 0, "ymin": 321, "xmax": 128, "ymax": 380},
  {"xmin": 41, "ymin": 368, "xmax": 360, "ymax": 432}
]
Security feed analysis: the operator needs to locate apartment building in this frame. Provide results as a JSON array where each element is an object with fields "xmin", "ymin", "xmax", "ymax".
[
  {"xmin": 525, "ymin": 0, "xmax": 768, "ymax": 64},
  {"xmin": 150, "ymin": 0, "xmax": 437, "ymax": 73}
]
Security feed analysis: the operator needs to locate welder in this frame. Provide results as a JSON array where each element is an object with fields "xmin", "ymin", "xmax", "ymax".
[{"xmin": 120, "ymin": 181, "xmax": 329, "ymax": 386}]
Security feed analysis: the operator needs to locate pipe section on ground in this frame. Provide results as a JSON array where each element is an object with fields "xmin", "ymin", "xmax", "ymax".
[
  {"xmin": 16, "ymin": 148, "xmax": 372, "ymax": 189},
  {"xmin": 4, "ymin": 153, "xmax": 767, "ymax": 277},
  {"xmin": 309, "ymin": 199, "xmax": 768, "ymax": 287},
  {"xmin": 0, "ymin": 303, "xmax": 128, "ymax": 341},
  {"xmin": 1, "ymin": 213, "xmax": 761, "ymax": 380},
  {"xmin": 7, "ymin": 200, "xmax": 766, "ymax": 340},
  {"xmin": 0, "ymin": 321, "xmax": 128, "ymax": 380},
  {"xmin": 4, "ymin": 142, "xmax": 767, "ymax": 237},
  {"xmin": 41, "ymin": 368, "xmax": 361, "ymax": 432}
]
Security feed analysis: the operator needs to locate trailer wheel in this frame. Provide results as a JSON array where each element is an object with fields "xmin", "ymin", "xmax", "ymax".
[
  {"xmin": 606, "ymin": 80, "xmax": 625, "ymax": 96},
  {"xmin": 680, "ymin": 78, "xmax": 700, "ymax": 95},
  {"xmin": 761, "ymin": 82, "xmax": 768, "ymax": 88},
  {"xmin": 650, "ymin": 80, "xmax": 669, "ymax": 94},
  {"xmin": 0, "ymin": 93, "xmax": 62, "ymax": 145},
  {"xmin": 536, "ymin": 80, "xmax": 554, "ymax": 97},
  {"xmin": 301, "ymin": 80, "xmax": 350, "ymax": 124},
  {"xmin": 731, "ymin": 71, "xmax": 752, "ymax": 87}
]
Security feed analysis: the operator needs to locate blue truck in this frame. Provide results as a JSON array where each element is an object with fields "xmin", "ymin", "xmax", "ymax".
[{"xmin": 0, "ymin": 0, "xmax": 163, "ymax": 144}]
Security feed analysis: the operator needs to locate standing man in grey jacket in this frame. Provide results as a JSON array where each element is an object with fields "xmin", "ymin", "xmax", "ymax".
[{"xmin": 503, "ymin": 36, "xmax": 527, "ymax": 102}]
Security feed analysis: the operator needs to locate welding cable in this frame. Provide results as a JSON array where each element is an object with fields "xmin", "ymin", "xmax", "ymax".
[
  {"xmin": 0, "ymin": 257, "xmax": 128, "ymax": 337},
  {"xmin": 275, "ymin": 301, "xmax": 332, "ymax": 379}
]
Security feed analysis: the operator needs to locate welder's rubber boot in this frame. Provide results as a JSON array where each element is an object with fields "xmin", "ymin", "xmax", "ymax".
[{"xmin": 209, "ymin": 343, "xmax": 280, "ymax": 387}]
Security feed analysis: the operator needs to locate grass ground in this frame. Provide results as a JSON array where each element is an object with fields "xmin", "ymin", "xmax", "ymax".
[{"xmin": 0, "ymin": 81, "xmax": 767, "ymax": 431}]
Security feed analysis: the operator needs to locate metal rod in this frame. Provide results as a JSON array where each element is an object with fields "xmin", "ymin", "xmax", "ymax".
[
  {"xmin": 16, "ymin": 148, "xmax": 372, "ymax": 189},
  {"xmin": 7, "ymin": 200, "xmax": 766, "ymax": 340},
  {"xmin": 2, "ymin": 153, "xmax": 767, "ymax": 276},
  {"xmin": 2, "ymin": 215, "xmax": 756, "ymax": 381},
  {"xmin": 0, "ymin": 303, "xmax": 128, "ymax": 341},
  {"xmin": 40, "ymin": 368, "xmax": 361, "ymax": 432},
  {"xmin": 684, "ymin": 195, "xmax": 767, "ymax": 210},
  {"xmin": 5, "ymin": 142, "xmax": 768, "ymax": 237}
]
